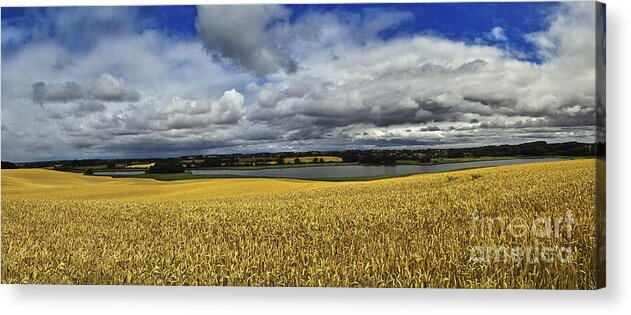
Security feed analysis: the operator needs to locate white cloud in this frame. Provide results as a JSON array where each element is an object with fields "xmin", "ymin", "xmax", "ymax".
[
  {"xmin": 212, "ymin": 89, "xmax": 245, "ymax": 124},
  {"xmin": 490, "ymin": 26, "xmax": 508, "ymax": 41},
  {"xmin": 525, "ymin": 1, "xmax": 595, "ymax": 65},
  {"xmin": 156, "ymin": 89, "xmax": 244, "ymax": 128},
  {"xmin": 243, "ymin": 2, "xmax": 596, "ymax": 147},
  {"xmin": 89, "ymin": 73, "xmax": 140, "ymax": 102}
]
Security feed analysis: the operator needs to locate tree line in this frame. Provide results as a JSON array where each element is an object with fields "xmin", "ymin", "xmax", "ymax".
[{"xmin": 2, "ymin": 141, "xmax": 599, "ymax": 169}]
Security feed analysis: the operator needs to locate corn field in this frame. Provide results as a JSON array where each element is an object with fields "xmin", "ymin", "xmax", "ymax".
[{"xmin": 1, "ymin": 159, "xmax": 600, "ymax": 288}]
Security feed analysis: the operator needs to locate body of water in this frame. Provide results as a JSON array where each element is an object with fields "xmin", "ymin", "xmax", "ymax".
[{"xmin": 187, "ymin": 158, "xmax": 567, "ymax": 180}]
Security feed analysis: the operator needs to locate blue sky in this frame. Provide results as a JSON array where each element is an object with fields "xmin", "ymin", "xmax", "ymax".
[
  {"xmin": 3, "ymin": 3, "xmax": 559, "ymax": 61},
  {"xmin": 289, "ymin": 2, "xmax": 559, "ymax": 62},
  {"xmin": 1, "ymin": 2, "xmax": 601, "ymax": 161}
]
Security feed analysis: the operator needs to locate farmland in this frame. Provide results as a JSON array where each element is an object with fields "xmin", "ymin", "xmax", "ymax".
[
  {"xmin": 1, "ymin": 159, "xmax": 599, "ymax": 288},
  {"xmin": 283, "ymin": 156, "xmax": 343, "ymax": 164},
  {"xmin": 124, "ymin": 162, "xmax": 156, "ymax": 169}
]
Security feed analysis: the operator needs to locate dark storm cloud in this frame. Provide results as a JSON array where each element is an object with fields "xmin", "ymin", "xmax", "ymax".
[
  {"xmin": 31, "ymin": 81, "xmax": 83, "ymax": 105},
  {"xmin": 45, "ymin": 101, "xmax": 107, "ymax": 119},
  {"xmin": 462, "ymin": 96, "xmax": 518, "ymax": 110},
  {"xmin": 420, "ymin": 125, "xmax": 440, "ymax": 132},
  {"xmin": 75, "ymin": 102, "xmax": 107, "ymax": 117},
  {"xmin": 30, "ymin": 73, "xmax": 140, "ymax": 105},
  {"xmin": 195, "ymin": 5, "xmax": 299, "ymax": 76},
  {"xmin": 195, "ymin": 5, "xmax": 414, "ymax": 77}
]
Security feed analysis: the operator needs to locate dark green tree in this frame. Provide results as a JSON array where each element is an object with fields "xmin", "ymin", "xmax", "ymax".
[{"xmin": 147, "ymin": 159, "xmax": 185, "ymax": 174}]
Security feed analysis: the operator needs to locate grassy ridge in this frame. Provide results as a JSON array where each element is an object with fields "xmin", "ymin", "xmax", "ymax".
[
  {"xmin": 112, "ymin": 173, "xmax": 408, "ymax": 182},
  {"xmin": 1, "ymin": 168, "xmax": 331, "ymax": 200}
]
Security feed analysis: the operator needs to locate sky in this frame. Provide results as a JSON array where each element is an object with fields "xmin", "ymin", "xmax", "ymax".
[{"xmin": 1, "ymin": 2, "xmax": 602, "ymax": 162}]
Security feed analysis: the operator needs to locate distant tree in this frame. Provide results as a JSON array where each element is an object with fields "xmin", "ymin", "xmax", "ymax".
[
  {"xmin": 54, "ymin": 163, "xmax": 72, "ymax": 171},
  {"xmin": 294, "ymin": 158, "xmax": 301, "ymax": 164},
  {"xmin": 1, "ymin": 161, "xmax": 20, "ymax": 169},
  {"xmin": 106, "ymin": 162, "xmax": 116, "ymax": 169},
  {"xmin": 446, "ymin": 150, "xmax": 465, "ymax": 158},
  {"xmin": 276, "ymin": 158, "xmax": 285, "ymax": 165},
  {"xmin": 319, "ymin": 158, "xmax": 325, "ymax": 163},
  {"xmin": 359, "ymin": 155, "xmax": 396, "ymax": 165},
  {"xmin": 147, "ymin": 159, "xmax": 185, "ymax": 174},
  {"xmin": 419, "ymin": 152, "xmax": 432, "ymax": 163},
  {"xmin": 228, "ymin": 158, "xmax": 239, "ymax": 166},
  {"xmin": 202, "ymin": 159, "xmax": 222, "ymax": 167},
  {"xmin": 339, "ymin": 151, "xmax": 360, "ymax": 163},
  {"xmin": 312, "ymin": 158, "xmax": 319, "ymax": 164},
  {"xmin": 84, "ymin": 169, "xmax": 94, "ymax": 175},
  {"xmin": 383, "ymin": 156, "xmax": 396, "ymax": 165}
]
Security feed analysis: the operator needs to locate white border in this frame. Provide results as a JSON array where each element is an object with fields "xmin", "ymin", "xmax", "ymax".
[{"xmin": 1, "ymin": 1, "xmax": 629, "ymax": 314}]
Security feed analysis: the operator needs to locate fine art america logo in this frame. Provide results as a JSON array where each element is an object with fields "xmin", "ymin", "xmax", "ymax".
[{"xmin": 469, "ymin": 211, "xmax": 574, "ymax": 264}]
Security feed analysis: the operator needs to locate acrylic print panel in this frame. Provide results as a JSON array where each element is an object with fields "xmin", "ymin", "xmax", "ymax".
[{"xmin": 0, "ymin": 2, "xmax": 605, "ymax": 289}]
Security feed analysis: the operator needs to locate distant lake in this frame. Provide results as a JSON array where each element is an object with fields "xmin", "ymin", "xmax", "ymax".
[{"xmin": 187, "ymin": 158, "xmax": 567, "ymax": 180}]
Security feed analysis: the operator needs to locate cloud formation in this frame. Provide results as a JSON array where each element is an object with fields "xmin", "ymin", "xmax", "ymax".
[
  {"xmin": 1, "ymin": 3, "xmax": 600, "ymax": 162},
  {"xmin": 156, "ymin": 89, "xmax": 245, "ymax": 128},
  {"xmin": 195, "ymin": 5, "xmax": 298, "ymax": 76},
  {"xmin": 31, "ymin": 73, "xmax": 140, "ymax": 105},
  {"xmin": 194, "ymin": 5, "xmax": 414, "ymax": 76},
  {"xmin": 490, "ymin": 26, "xmax": 508, "ymax": 41}
]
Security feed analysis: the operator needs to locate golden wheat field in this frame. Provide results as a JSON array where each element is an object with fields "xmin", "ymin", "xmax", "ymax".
[{"xmin": 1, "ymin": 159, "xmax": 600, "ymax": 288}]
